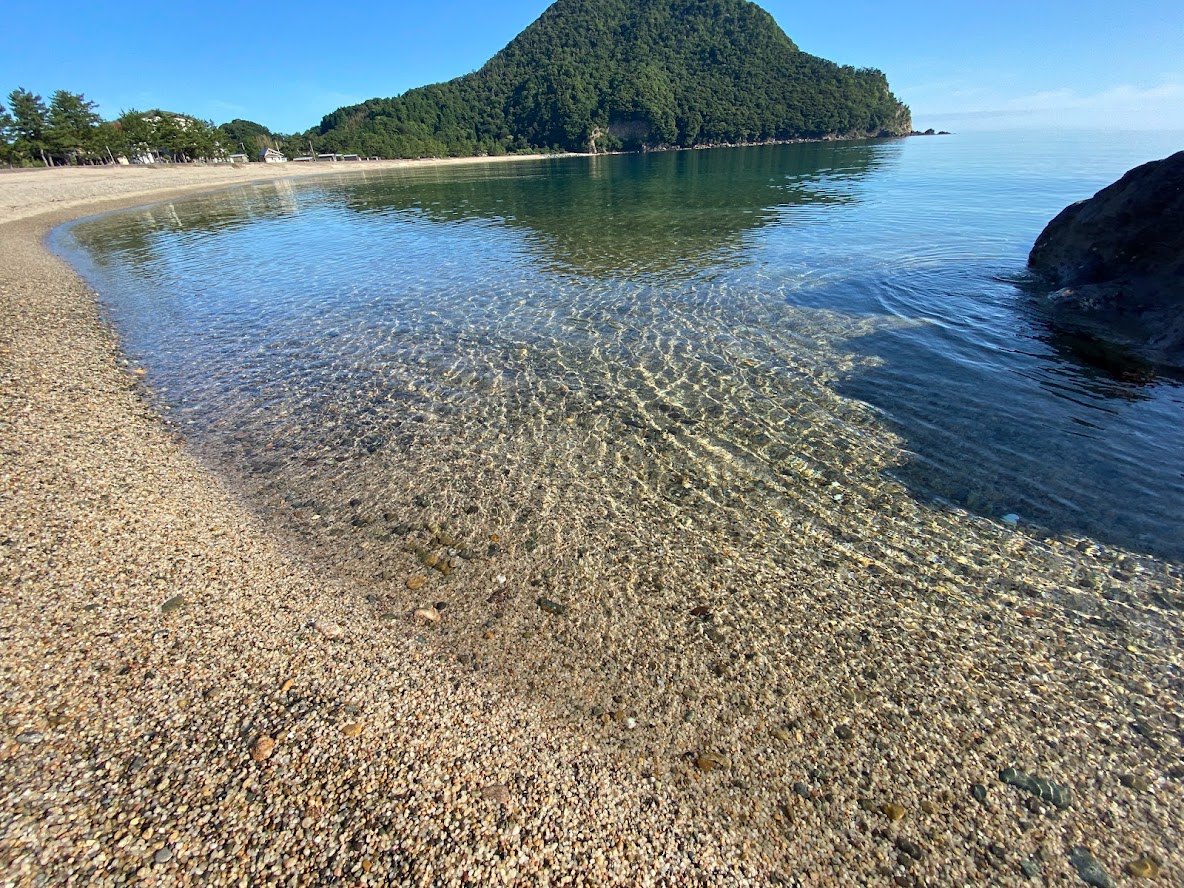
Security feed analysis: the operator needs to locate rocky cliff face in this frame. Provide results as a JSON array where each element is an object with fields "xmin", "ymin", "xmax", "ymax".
[{"xmin": 1028, "ymin": 150, "xmax": 1184, "ymax": 367}]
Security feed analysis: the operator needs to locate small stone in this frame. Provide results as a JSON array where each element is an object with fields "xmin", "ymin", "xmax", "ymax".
[
  {"xmin": 690, "ymin": 605, "xmax": 711, "ymax": 617},
  {"xmin": 772, "ymin": 727, "xmax": 790, "ymax": 742},
  {"xmin": 15, "ymin": 731, "xmax": 43, "ymax": 745},
  {"xmin": 153, "ymin": 848, "xmax": 173, "ymax": 864},
  {"xmin": 481, "ymin": 784, "xmax": 511, "ymax": 805},
  {"xmin": 250, "ymin": 735, "xmax": 276, "ymax": 761},
  {"xmin": 920, "ymin": 800, "xmax": 937, "ymax": 815},
  {"xmin": 314, "ymin": 620, "xmax": 344, "ymax": 639},
  {"xmin": 624, "ymin": 717, "xmax": 638, "ymax": 729},
  {"xmin": 793, "ymin": 782, "xmax": 811, "ymax": 799},
  {"xmin": 341, "ymin": 722, "xmax": 364, "ymax": 737},
  {"xmin": 1069, "ymin": 847, "xmax": 1116, "ymax": 888},
  {"xmin": 696, "ymin": 751, "xmax": 730, "ymax": 771},
  {"xmin": 1000, "ymin": 767, "xmax": 1072, "ymax": 809},
  {"xmin": 1127, "ymin": 855, "xmax": 1160, "ymax": 879},
  {"xmin": 971, "ymin": 783, "xmax": 988, "ymax": 803},
  {"xmin": 1002, "ymin": 513, "xmax": 1021, "ymax": 525},
  {"xmin": 160, "ymin": 595, "xmax": 185, "ymax": 614},
  {"xmin": 1120, "ymin": 774, "xmax": 1152, "ymax": 793},
  {"xmin": 536, "ymin": 598, "xmax": 567, "ymax": 616},
  {"xmin": 406, "ymin": 576, "xmax": 427, "ymax": 590},
  {"xmin": 414, "ymin": 607, "xmax": 441, "ymax": 624},
  {"xmin": 896, "ymin": 838, "xmax": 923, "ymax": 860},
  {"xmin": 834, "ymin": 724, "xmax": 854, "ymax": 741},
  {"xmin": 857, "ymin": 798, "xmax": 878, "ymax": 812},
  {"xmin": 881, "ymin": 803, "xmax": 906, "ymax": 821},
  {"xmin": 1019, "ymin": 858, "xmax": 1041, "ymax": 879}
]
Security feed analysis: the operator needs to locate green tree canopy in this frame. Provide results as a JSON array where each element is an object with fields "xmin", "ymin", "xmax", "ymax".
[
  {"xmin": 310, "ymin": 0, "xmax": 912, "ymax": 159},
  {"xmin": 218, "ymin": 118, "xmax": 280, "ymax": 158},
  {"xmin": 46, "ymin": 90, "xmax": 102, "ymax": 162},
  {"xmin": 6, "ymin": 88, "xmax": 50, "ymax": 165}
]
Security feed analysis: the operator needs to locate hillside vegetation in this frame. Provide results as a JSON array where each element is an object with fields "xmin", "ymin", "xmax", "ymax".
[{"xmin": 314, "ymin": 0, "xmax": 911, "ymax": 158}]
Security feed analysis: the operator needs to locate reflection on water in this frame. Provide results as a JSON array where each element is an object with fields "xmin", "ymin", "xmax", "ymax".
[{"xmin": 336, "ymin": 144, "xmax": 890, "ymax": 278}]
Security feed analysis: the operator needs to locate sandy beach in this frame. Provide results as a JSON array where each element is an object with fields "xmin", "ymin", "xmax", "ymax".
[{"xmin": 2, "ymin": 161, "xmax": 1182, "ymax": 887}]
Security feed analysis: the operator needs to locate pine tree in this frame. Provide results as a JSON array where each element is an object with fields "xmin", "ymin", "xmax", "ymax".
[{"xmin": 7, "ymin": 88, "xmax": 50, "ymax": 165}]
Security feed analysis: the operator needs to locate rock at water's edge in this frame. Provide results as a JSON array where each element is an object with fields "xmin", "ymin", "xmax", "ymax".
[{"xmin": 1027, "ymin": 150, "xmax": 1184, "ymax": 367}]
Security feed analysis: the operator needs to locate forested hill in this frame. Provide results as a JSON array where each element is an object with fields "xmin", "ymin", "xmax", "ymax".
[{"xmin": 313, "ymin": 0, "xmax": 912, "ymax": 158}]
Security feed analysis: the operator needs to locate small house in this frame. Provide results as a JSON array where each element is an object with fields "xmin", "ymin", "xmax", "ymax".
[{"xmin": 261, "ymin": 147, "xmax": 287, "ymax": 163}]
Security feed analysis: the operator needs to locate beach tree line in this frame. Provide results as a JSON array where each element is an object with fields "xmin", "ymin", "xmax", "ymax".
[{"xmin": 0, "ymin": 87, "xmax": 260, "ymax": 166}]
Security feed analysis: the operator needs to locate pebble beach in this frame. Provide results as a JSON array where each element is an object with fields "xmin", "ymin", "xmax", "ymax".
[{"xmin": 2, "ymin": 161, "xmax": 1183, "ymax": 887}]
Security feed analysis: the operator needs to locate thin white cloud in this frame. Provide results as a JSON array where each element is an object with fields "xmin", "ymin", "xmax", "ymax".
[
  {"xmin": 208, "ymin": 99, "xmax": 249, "ymax": 115},
  {"xmin": 915, "ymin": 79, "xmax": 1184, "ymax": 130}
]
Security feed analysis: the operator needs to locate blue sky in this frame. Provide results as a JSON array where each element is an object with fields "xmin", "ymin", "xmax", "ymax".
[{"xmin": 2, "ymin": 0, "xmax": 1181, "ymax": 134}]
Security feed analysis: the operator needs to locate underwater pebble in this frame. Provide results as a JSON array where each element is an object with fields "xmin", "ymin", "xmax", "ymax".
[
  {"xmin": 480, "ymin": 784, "xmax": 511, "ymax": 805},
  {"xmin": 414, "ymin": 607, "xmax": 440, "ymax": 624},
  {"xmin": 895, "ymin": 838, "xmax": 924, "ymax": 860},
  {"xmin": 160, "ymin": 595, "xmax": 185, "ymax": 613},
  {"xmin": 1068, "ymin": 847, "xmax": 1116, "ymax": 888},
  {"xmin": 314, "ymin": 620, "xmax": 344, "ymax": 639},
  {"xmin": 1126, "ymin": 855, "xmax": 1160, "ymax": 879},
  {"xmin": 250, "ymin": 735, "xmax": 275, "ymax": 762},
  {"xmin": 696, "ymin": 751, "xmax": 730, "ymax": 772},
  {"xmin": 1120, "ymin": 774, "xmax": 1152, "ymax": 793},
  {"xmin": 536, "ymin": 597, "xmax": 567, "ymax": 616},
  {"xmin": 1000, "ymin": 767, "xmax": 1071, "ymax": 809}
]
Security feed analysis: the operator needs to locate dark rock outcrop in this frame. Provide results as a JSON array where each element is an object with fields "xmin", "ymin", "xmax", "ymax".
[{"xmin": 1028, "ymin": 150, "xmax": 1184, "ymax": 367}]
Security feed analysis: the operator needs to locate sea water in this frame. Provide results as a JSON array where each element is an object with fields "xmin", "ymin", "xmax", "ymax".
[{"xmin": 57, "ymin": 131, "xmax": 1184, "ymax": 569}]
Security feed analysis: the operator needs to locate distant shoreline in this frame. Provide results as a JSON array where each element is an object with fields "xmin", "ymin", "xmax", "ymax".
[
  {"xmin": 0, "ymin": 130, "xmax": 954, "ymax": 226},
  {"xmin": 0, "ymin": 152, "xmax": 576, "ymax": 227}
]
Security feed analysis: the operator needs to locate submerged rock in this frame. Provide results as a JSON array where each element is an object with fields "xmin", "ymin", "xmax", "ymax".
[
  {"xmin": 1127, "ymin": 855, "xmax": 1160, "ymax": 879},
  {"xmin": 999, "ymin": 766, "xmax": 1072, "ymax": 809},
  {"xmin": 1068, "ymin": 846, "xmax": 1115, "ymax": 888},
  {"xmin": 696, "ymin": 750, "xmax": 730, "ymax": 771},
  {"xmin": 536, "ymin": 597, "xmax": 567, "ymax": 616},
  {"xmin": 1028, "ymin": 150, "xmax": 1184, "ymax": 368}
]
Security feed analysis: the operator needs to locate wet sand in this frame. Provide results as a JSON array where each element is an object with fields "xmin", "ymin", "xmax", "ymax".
[{"xmin": 1, "ymin": 162, "xmax": 1182, "ymax": 886}]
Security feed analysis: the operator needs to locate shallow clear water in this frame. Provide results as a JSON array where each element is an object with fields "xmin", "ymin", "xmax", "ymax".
[{"xmin": 58, "ymin": 132, "xmax": 1184, "ymax": 564}]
